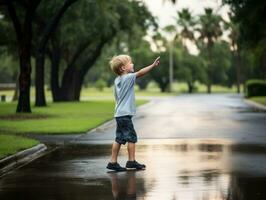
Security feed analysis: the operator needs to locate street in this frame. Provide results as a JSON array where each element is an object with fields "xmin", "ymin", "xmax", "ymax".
[{"xmin": 0, "ymin": 94, "xmax": 266, "ymax": 200}]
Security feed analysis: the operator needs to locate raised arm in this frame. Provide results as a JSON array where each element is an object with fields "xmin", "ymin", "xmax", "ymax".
[{"xmin": 136, "ymin": 57, "xmax": 160, "ymax": 78}]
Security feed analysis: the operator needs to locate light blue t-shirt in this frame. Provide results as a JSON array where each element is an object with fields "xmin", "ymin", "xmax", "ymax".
[{"xmin": 114, "ymin": 73, "xmax": 137, "ymax": 117}]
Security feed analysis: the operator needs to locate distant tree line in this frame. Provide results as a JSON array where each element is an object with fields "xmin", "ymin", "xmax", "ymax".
[{"xmin": 0, "ymin": 0, "xmax": 265, "ymax": 113}]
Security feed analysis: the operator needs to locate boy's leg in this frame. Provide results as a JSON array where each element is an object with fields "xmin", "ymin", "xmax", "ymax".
[
  {"xmin": 107, "ymin": 142, "xmax": 126, "ymax": 171},
  {"xmin": 126, "ymin": 142, "xmax": 146, "ymax": 170},
  {"xmin": 127, "ymin": 142, "xmax": 135, "ymax": 161},
  {"xmin": 111, "ymin": 141, "xmax": 121, "ymax": 163}
]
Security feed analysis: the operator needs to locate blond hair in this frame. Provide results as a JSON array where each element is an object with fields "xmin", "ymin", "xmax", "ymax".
[{"xmin": 109, "ymin": 55, "xmax": 132, "ymax": 75}]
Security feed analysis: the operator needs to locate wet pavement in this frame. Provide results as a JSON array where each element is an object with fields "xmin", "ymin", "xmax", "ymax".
[{"xmin": 1, "ymin": 94, "xmax": 266, "ymax": 200}]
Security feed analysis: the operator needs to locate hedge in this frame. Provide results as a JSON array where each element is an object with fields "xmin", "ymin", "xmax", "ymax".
[{"xmin": 246, "ymin": 79, "xmax": 266, "ymax": 97}]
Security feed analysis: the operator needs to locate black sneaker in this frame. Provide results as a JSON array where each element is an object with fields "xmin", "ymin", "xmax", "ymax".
[
  {"xmin": 106, "ymin": 162, "xmax": 126, "ymax": 172},
  {"xmin": 126, "ymin": 160, "xmax": 146, "ymax": 170}
]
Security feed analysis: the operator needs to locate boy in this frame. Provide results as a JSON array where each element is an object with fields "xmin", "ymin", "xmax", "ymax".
[{"xmin": 107, "ymin": 55, "xmax": 160, "ymax": 171}]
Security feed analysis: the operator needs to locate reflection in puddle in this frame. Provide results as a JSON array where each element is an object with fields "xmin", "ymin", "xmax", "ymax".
[
  {"xmin": 0, "ymin": 139, "xmax": 266, "ymax": 200},
  {"xmin": 140, "ymin": 143, "xmax": 230, "ymax": 200},
  {"xmin": 109, "ymin": 172, "xmax": 138, "ymax": 200},
  {"xmin": 106, "ymin": 140, "xmax": 266, "ymax": 200}
]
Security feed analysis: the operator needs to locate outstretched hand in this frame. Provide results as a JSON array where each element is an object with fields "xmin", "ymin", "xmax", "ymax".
[{"xmin": 152, "ymin": 57, "xmax": 160, "ymax": 67}]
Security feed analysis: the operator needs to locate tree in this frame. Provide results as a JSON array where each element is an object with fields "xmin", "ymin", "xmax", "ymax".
[
  {"xmin": 224, "ymin": 14, "xmax": 242, "ymax": 93},
  {"xmin": 162, "ymin": 25, "xmax": 177, "ymax": 92},
  {"xmin": 196, "ymin": 8, "xmax": 223, "ymax": 93},
  {"xmin": 223, "ymin": 0, "xmax": 266, "ymax": 79},
  {"xmin": 175, "ymin": 8, "xmax": 195, "ymax": 49},
  {"xmin": 211, "ymin": 41, "xmax": 232, "ymax": 86},
  {"xmin": 150, "ymin": 51, "xmax": 170, "ymax": 92},
  {"xmin": 84, "ymin": 23, "xmax": 157, "ymax": 90},
  {"xmin": 131, "ymin": 40, "xmax": 154, "ymax": 90},
  {"xmin": 176, "ymin": 49, "xmax": 205, "ymax": 93},
  {"xmin": 46, "ymin": 0, "xmax": 155, "ymax": 101},
  {"xmin": 1, "ymin": 0, "xmax": 41, "ymax": 112},
  {"xmin": 197, "ymin": 41, "xmax": 232, "ymax": 89},
  {"xmin": 0, "ymin": 9, "xmax": 19, "ymax": 101},
  {"xmin": 34, "ymin": 0, "xmax": 77, "ymax": 107}
]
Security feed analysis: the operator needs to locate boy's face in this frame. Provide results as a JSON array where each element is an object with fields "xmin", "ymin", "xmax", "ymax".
[{"xmin": 121, "ymin": 61, "xmax": 134, "ymax": 74}]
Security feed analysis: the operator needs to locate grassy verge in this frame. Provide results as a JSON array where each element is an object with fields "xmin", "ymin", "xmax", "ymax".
[
  {"xmin": 0, "ymin": 100, "xmax": 147, "ymax": 160},
  {"xmin": 0, "ymin": 100, "xmax": 147, "ymax": 135},
  {"xmin": 0, "ymin": 135, "xmax": 39, "ymax": 159},
  {"xmin": 248, "ymin": 96, "xmax": 266, "ymax": 106}
]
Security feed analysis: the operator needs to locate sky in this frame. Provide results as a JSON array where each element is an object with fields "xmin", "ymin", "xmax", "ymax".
[
  {"xmin": 142, "ymin": 0, "xmax": 230, "ymax": 54},
  {"xmin": 143, "ymin": 0, "xmax": 230, "ymax": 27}
]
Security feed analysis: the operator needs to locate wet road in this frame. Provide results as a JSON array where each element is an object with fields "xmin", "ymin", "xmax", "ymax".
[{"xmin": 1, "ymin": 94, "xmax": 266, "ymax": 200}]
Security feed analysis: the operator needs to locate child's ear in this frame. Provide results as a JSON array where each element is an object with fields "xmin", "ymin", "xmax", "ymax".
[
  {"xmin": 120, "ymin": 66, "xmax": 125, "ymax": 71},
  {"xmin": 118, "ymin": 66, "xmax": 124, "ymax": 74}
]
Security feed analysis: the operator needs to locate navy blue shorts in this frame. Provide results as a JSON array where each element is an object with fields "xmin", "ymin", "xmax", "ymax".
[{"xmin": 115, "ymin": 115, "xmax": 137, "ymax": 145}]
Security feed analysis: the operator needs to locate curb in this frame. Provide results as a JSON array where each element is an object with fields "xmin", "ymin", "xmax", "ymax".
[
  {"xmin": 245, "ymin": 99, "xmax": 266, "ymax": 111},
  {"xmin": 0, "ymin": 143, "xmax": 47, "ymax": 177}
]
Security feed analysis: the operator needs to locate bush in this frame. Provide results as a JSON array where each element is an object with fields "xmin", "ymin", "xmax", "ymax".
[
  {"xmin": 95, "ymin": 79, "xmax": 107, "ymax": 91},
  {"xmin": 246, "ymin": 79, "xmax": 266, "ymax": 97}
]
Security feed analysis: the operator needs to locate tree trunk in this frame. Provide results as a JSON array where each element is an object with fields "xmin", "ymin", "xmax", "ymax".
[
  {"xmin": 63, "ymin": 71, "xmax": 83, "ymax": 101},
  {"xmin": 242, "ymin": 57, "xmax": 247, "ymax": 95},
  {"xmin": 187, "ymin": 82, "xmax": 193, "ymax": 93},
  {"xmin": 160, "ymin": 87, "xmax": 166, "ymax": 92},
  {"xmin": 207, "ymin": 44, "xmax": 213, "ymax": 94},
  {"xmin": 60, "ymin": 69, "xmax": 75, "ymax": 101},
  {"xmin": 35, "ymin": 51, "xmax": 46, "ymax": 106},
  {"xmin": 261, "ymin": 44, "xmax": 266, "ymax": 79},
  {"xmin": 159, "ymin": 82, "xmax": 168, "ymax": 92},
  {"xmin": 207, "ymin": 83, "xmax": 211, "ymax": 94},
  {"xmin": 235, "ymin": 50, "xmax": 241, "ymax": 93},
  {"xmin": 59, "ymin": 64, "xmax": 75, "ymax": 101},
  {"xmin": 49, "ymin": 47, "xmax": 61, "ymax": 102},
  {"xmin": 50, "ymin": 63, "xmax": 82, "ymax": 101},
  {"xmin": 16, "ymin": 43, "xmax": 32, "ymax": 112},
  {"xmin": 6, "ymin": 0, "xmax": 41, "ymax": 113}
]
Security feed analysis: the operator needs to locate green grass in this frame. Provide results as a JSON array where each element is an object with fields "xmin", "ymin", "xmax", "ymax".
[
  {"xmin": 0, "ymin": 134, "xmax": 39, "ymax": 159},
  {"xmin": 0, "ymin": 84, "xmax": 174, "ymax": 100},
  {"xmin": 0, "ymin": 100, "xmax": 147, "ymax": 160},
  {"xmin": 0, "ymin": 100, "xmax": 147, "ymax": 135},
  {"xmin": 82, "ymin": 82, "xmax": 239, "ymax": 96},
  {"xmin": 0, "ymin": 82, "xmax": 240, "ymax": 101},
  {"xmin": 249, "ymin": 96, "xmax": 266, "ymax": 106}
]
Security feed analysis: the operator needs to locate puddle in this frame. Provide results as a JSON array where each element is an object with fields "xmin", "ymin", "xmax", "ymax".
[{"xmin": 0, "ymin": 139, "xmax": 266, "ymax": 200}]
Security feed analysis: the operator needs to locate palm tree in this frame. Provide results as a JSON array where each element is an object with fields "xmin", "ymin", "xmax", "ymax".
[
  {"xmin": 197, "ymin": 8, "xmax": 223, "ymax": 93},
  {"xmin": 162, "ymin": 25, "xmax": 177, "ymax": 92},
  {"xmin": 224, "ymin": 13, "xmax": 241, "ymax": 93},
  {"xmin": 176, "ymin": 8, "xmax": 195, "ymax": 49}
]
